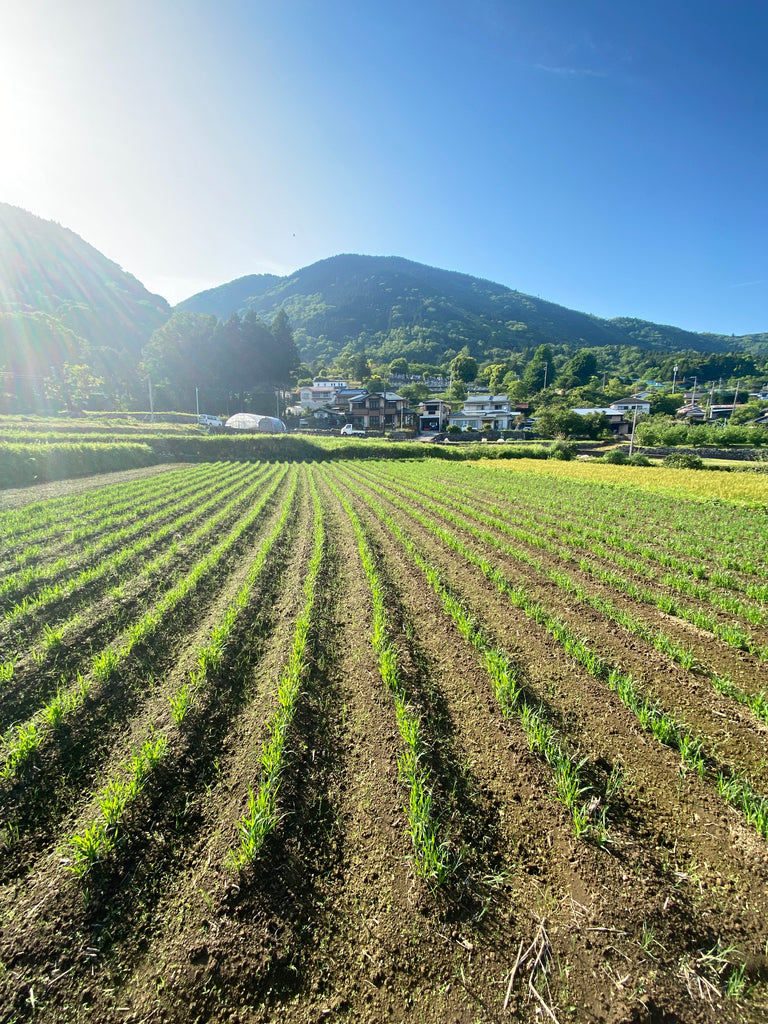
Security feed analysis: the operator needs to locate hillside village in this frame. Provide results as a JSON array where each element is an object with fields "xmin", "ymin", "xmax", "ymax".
[{"xmin": 291, "ymin": 374, "xmax": 768, "ymax": 445}]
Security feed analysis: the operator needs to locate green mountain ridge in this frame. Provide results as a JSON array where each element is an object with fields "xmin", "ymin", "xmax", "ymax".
[
  {"xmin": 177, "ymin": 253, "xmax": 768, "ymax": 367},
  {"xmin": 1, "ymin": 202, "xmax": 766, "ymax": 415}
]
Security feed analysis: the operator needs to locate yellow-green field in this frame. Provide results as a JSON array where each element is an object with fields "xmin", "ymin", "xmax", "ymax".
[{"xmin": 477, "ymin": 457, "xmax": 768, "ymax": 507}]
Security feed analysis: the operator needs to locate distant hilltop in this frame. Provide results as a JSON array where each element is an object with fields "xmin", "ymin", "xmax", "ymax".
[
  {"xmin": 177, "ymin": 253, "xmax": 768, "ymax": 366},
  {"xmin": 1, "ymin": 204, "xmax": 767, "ymax": 388}
]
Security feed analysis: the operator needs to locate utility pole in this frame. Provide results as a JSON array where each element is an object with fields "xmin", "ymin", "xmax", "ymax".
[
  {"xmin": 148, "ymin": 376, "xmax": 154, "ymax": 422},
  {"xmin": 195, "ymin": 387, "xmax": 199, "ymax": 416},
  {"xmin": 628, "ymin": 405, "xmax": 639, "ymax": 457},
  {"xmin": 729, "ymin": 381, "xmax": 740, "ymax": 422},
  {"xmin": 543, "ymin": 362, "xmax": 548, "ymax": 390},
  {"xmin": 672, "ymin": 364, "xmax": 678, "ymax": 394}
]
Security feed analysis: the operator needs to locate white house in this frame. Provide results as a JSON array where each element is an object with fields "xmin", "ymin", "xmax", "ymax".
[
  {"xmin": 609, "ymin": 396, "xmax": 651, "ymax": 415},
  {"xmin": 299, "ymin": 384, "xmax": 341, "ymax": 409},
  {"xmin": 418, "ymin": 399, "xmax": 452, "ymax": 433},
  {"xmin": 448, "ymin": 395, "xmax": 518, "ymax": 431}
]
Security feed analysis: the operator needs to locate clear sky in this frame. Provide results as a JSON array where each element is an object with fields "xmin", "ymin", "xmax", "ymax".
[{"xmin": 1, "ymin": 0, "xmax": 766, "ymax": 335}]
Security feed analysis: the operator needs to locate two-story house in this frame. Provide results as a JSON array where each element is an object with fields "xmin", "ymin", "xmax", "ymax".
[
  {"xmin": 609, "ymin": 395, "xmax": 651, "ymax": 415},
  {"xmin": 332, "ymin": 388, "xmax": 368, "ymax": 415},
  {"xmin": 299, "ymin": 384, "xmax": 339, "ymax": 409},
  {"xmin": 572, "ymin": 407, "xmax": 631, "ymax": 436},
  {"xmin": 418, "ymin": 399, "xmax": 452, "ymax": 433},
  {"xmin": 347, "ymin": 391, "xmax": 409, "ymax": 430},
  {"xmin": 448, "ymin": 394, "xmax": 518, "ymax": 431}
]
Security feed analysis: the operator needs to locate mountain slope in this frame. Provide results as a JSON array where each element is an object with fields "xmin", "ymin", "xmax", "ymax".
[
  {"xmin": 177, "ymin": 254, "xmax": 765, "ymax": 365},
  {"xmin": 177, "ymin": 273, "xmax": 280, "ymax": 321},
  {"xmin": 0, "ymin": 203, "xmax": 170, "ymax": 369}
]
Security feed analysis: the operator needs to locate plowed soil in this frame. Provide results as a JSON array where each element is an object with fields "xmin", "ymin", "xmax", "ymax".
[{"xmin": 1, "ymin": 460, "xmax": 768, "ymax": 1024}]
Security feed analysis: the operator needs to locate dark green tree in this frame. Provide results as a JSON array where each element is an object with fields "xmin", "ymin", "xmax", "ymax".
[
  {"xmin": 142, "ymin": 311, "xmax": 218, "ymax": 410},
  {"xmin": 353, "ymin": 351, "xmax": 371, "ymax": 382},
  {"xmin": 450, "ymin": 353, "xmax": 478, "ymax": 383},
  {"xmin": 269, "ymin": 308, "xmax": 301, "ymax": 384},
  {"xmin": 565, "ymin": 350, "xmax": 598, "ymax": 386},
  {"xmin": 523, "ymin": 345, "xmax": 555, "ymax": 393}
]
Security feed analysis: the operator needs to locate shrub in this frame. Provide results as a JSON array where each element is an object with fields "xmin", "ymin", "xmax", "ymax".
[
  {"xmin": 628, "ymin": 453, "xmax": 652, "ymax": 466},
  {"xmin": 548, "ymin": 440, "xmax": 577, "ymax": 461},
  {"xmin": 446, "ymin": 425, "xmax": 461, "ymax": 434},
  {"xmin": 601, "ymin": 449, "xmax": 628, "ymax": 464},
  {"xmin": 663, "ymin": 452, "xmax": 703, "ymax": 469}
]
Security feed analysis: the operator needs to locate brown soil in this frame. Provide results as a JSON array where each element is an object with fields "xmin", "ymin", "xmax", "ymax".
[{"xmin": 1, "ymin": 462, "xmax": 767, "ymax": 1024}]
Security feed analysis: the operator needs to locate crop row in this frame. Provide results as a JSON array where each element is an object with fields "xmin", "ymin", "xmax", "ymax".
[
  {"xmin": 232, "ymin": 470, "xmax": 325, "ymax": 867},
  {"xmin": 0, "ymin": 465, "xmax": 292, "ymax": 777},
  {"xmin": 0, "ymin": 462, "xmax": 215, "ymax": 555},
  {"xmin": 337, "ymin": 464, "xmax": 768, "ymax": 844},
  {"xmin": 393, "ymin": 461, "xmax": 768, "ymax": 589},
  {"xmin": 0, "ymin": 463, "xmax": 279, "ymax": 694},
  {"xmin": 67, "ymin": 470, "xmax": 303, "ymax": 875},
  {"xmin": 0, "ymin": 461, "xmax": 250, "ymax": 606},
  {"xmin": 436, "ymin": 474, "xmax": 762, "ymax": 662},
  {"xmin": 333, "ymin": 469, "xmax": 612, "ymax": 849}
]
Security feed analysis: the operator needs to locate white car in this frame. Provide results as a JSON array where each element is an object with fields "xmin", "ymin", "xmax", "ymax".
[
  {"xmin": 198, "ymin": 414, "xmax": 223, "ymax": 428},
  {"xmin": 340, "ymin": 424, "xmax": 366, "ymax": 436}
]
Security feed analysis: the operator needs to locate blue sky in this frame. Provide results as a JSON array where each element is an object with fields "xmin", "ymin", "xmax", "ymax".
[{"xmin": 1, "ymin": 0, "xmax": 766, "ymax": 335}]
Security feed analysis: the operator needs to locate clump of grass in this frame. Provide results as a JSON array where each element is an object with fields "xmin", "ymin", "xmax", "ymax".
[{"xmin": 67, "ymin": 733, "xmax": 167, "ymax": 876}]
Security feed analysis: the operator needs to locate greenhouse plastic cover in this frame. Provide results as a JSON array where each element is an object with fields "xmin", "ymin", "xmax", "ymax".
[{"xmin": 225, "ymin": 413, "xmax": 286, "ymax": 433}]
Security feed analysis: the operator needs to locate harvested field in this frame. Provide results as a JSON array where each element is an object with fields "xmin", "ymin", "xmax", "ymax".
[{"xmin": 1, "ymin": 458, "xmax": 768, "ymax": 1024}]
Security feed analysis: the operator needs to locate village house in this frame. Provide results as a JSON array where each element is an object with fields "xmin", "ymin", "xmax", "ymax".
[
  {"xmin": 609, "ymin": 395, "xmax": 651, "ymax": 415},
  {"xmin": 298, "ymin": 384, "xmax": 340, "ymax": 409},
  {"xmin": 572, "ymin": 407, "xmax": 632, "ymax": 436},
  {"xmin": 346, "ymin": 391, "xmax": 410, "ymax": 430},
  {"xmin": 418, "ymin": 398, "xmax": 452, "ymax": 433},
  {"xmin": 448, "ymin": 394, "xmax": 519, "ymax": 431},
  {"xmin": 331, "ymin": 387, "xmax": 368, "ymax": 414}
]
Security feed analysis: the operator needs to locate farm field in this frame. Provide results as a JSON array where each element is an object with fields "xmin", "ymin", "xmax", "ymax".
[{"xmin": 1, "ymin": 458, "xmax": 768, "ymax": 1023}]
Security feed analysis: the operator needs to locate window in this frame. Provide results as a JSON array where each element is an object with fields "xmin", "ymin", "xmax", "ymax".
[
  {"xmin": 370, "ymin": 415, "xmax": 380, "ymax": 427},
  {"xmin": 368, "ymin": 398, "xmax": 381, "ymax": 409},
  {"xmin": 384, "ymin": 414, "xmax": 393, "ymax": 424},
  {"xmin": 385, "ymin": 401, "xmax": 397, "ymax": 409}
]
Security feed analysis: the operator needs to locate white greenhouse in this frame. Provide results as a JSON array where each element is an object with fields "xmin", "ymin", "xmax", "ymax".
[{"xmin": 224, "ymin": 413, "xmax": 286, "ymax": 433}]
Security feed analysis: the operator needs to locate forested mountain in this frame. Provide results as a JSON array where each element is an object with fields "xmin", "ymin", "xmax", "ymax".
[
  {"xmin": 178, "ymin": 273, "xmax": 280, "ymax": 321},
  {"xmin": 1, "ymin": 202, "xmax": 765, "ymax": 415},
  {"xmin": 0, "ymin": 204, "xmax": 170, "ymax": 404},
  {"xmin": 177, "ymin": 254, "xmax": 768, "ymax": 367}
]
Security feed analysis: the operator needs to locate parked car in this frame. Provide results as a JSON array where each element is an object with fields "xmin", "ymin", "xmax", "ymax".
[
  {"xmin": 340, "ymin": 423, "xmax": 366, "ymax": 436},
  {"xmin": 198, "ymin": 414, "xmax": 223, "ymax": 427}
]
